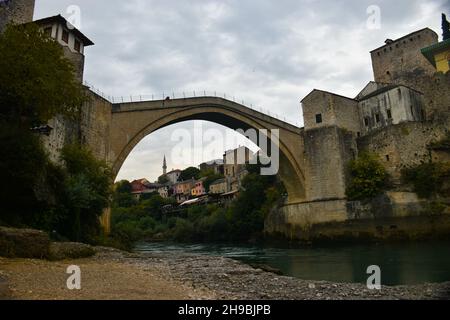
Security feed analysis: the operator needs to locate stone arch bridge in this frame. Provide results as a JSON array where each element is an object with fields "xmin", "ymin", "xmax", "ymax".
[
  {"xmin": 80, "ymin": 93, "xmax": 338, "ymax": 235},
  {"xmin": 109, "ymin": 96, "xmax": 306, "ymax": 204}
]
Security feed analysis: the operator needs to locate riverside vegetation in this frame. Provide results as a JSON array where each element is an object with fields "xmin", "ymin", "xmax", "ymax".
[
  {"xmin": 0, "ymin": 24, "xmax": 113, "ymax": 245},
  {"xmin": 110, "ymin": 165, "xmax": 286, "ymax": 250}
]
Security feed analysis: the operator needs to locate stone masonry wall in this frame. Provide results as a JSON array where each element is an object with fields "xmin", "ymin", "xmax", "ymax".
[
  {"xmin": 357, "ymin": 120, "xmax": 450, "ymax": 184},
  {"xmin": 41, "ymin": 88, "xmax": 113, "ymax": 166},
  {"xmin": 0, "ymin": 0, "xmax": 35, "ymax": 32},
  {"xmin": 302, "ymin": 90, "xmax": 360, "ymax": 133},
  {"xmin": 370, "ymin": 28, "xmax": 438, "ymax": 84},
  {"xmin": 304, "ymin": 126, "xmax": 356, "ymax": 201},
  {"xmin": 79, "ymin": 89, "xmax": 113, "ymax": 163},
  {"xmin": 62, "ymin": 46, "xmax": 85, "ymax": 83},
  {"xmin": 392, "ymin": 72, "xmax": 450, "ymax": 121}
]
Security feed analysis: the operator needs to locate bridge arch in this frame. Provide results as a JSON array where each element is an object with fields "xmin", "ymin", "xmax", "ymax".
[{"xmin": 109, "ymin": 97, "xmax": 306, "ymax": 204}]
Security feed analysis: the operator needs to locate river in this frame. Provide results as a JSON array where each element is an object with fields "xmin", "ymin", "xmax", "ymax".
[{"xmin": 135, "ymin": 241, "xmax": 450, "ymax": 286}]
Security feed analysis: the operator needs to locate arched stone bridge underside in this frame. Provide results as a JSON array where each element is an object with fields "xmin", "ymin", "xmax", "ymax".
[{"xmin": 109, "ymin": 97, "xmax": 306, "ymax": 204}]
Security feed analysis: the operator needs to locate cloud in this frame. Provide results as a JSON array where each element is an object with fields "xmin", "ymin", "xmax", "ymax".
[{"xmin": 34, "ymin": 0, "xmax": 448, "ymax": 181}]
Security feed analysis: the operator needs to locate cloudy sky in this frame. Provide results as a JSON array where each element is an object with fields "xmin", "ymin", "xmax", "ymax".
[{"xmin": 34, "ymin": 0, "xmax": 448, "ymax": 182}]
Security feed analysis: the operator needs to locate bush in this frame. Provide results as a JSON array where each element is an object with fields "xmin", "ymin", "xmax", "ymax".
[
  {"xmin": 346, "ymin": 152, "xmax": 388, "ymax": 201},
  {"xmin": 401, "ymin": 162, "xmax": 450, "ymax": 199},
  {"xmin": 171, "ymin": 219, "xmax": 195, "ymax": 242}
]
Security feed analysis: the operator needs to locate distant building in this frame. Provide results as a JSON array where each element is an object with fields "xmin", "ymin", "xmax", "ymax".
[
  {"xmin": 209, "ymin": 178, "xmax": 227, "ymax": 195},
  {"xmin": 158, "ymin": 184, "xmax": 171, "ymax": 199},
  {"xmin": 199, "ymin": 159, "xmax": 224, "ymax": 175},
  {"xmin": 223, "ymin": 146, "xmax": 252, "ymax": 193},
  {"xmin": 172, "ymin": 179, "xmax": 195, "ymax": 203},
  {"xmin": 191, "ymin": 178, "xmax": 206, "ymax": 197},
  {"xmin": 162, "ymin": 155, "xmax": 167, "ymax": 175},
  {"xmin": 130, "ymin": 179, "xmax": 160, "ymax": 200},
  {"xmin": 165, "ymin": 169, "xmax": 182, "ymax": 184}
]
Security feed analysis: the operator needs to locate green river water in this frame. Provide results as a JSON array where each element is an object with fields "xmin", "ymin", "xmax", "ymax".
[{"xmin": 135, "ymin": 241, "xmax": 450, "ymax": 286}]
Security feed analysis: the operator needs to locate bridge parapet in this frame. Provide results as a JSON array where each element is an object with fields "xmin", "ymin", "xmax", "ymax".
[{"xmin": 112, "ymin": 96, "xmax": 302, "ymax": 134}]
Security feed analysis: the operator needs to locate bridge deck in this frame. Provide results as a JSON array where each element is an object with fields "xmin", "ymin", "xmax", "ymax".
[{"xmin": 111, "ymin": 96, "xmax": 302, "ymax": 132}]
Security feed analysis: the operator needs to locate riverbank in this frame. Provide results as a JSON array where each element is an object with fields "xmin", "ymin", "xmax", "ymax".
[{"xmin": 1, "ymin": 246, "xmax": 449, "ymax": 300}]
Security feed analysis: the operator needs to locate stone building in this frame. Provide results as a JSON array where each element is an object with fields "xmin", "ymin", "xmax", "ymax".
[
  {"xmin": 32, "ymin": 15, "xmax": 94, "ymax": 82},
  {"xmin": 0, "ymin": 0, "xmax": 35, "ymax": 32},
  {"xmin": 164, "ymin": 169, "xmax": 182, "ymax": 185},
  {"xmin": 209, "ymin": 178, "xmax": 227, "ymax": 195},
  {"xmin": 199, "ymin": 159, "xmax": 224, "ymax": 175},
  {"xmin": 191, "ymin": 178, "xmax": 206, "ymax": 197},
  {"xmin": 172, "ymin": 179, "xmax": 195, "ymax": 204},
  {"xmin": 370, "ymin": 28, "xmax": 438, "ymax": 83},
  {"xmin": 357, "ymin": 84, "xmax": 425, "ymax": 135}
]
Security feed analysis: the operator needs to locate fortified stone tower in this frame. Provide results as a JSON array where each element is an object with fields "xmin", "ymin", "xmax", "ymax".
[
  {"xmin": 370, "ymin": 28, "xmax": 438, "ymax": 83},
  {"xmin": 0, "ymin": 0, "xmax": 35, "ymax": 32}
]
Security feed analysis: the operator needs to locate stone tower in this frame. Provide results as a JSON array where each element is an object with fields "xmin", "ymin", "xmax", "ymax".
[
  {"xmin": 163, "ymin": 155, "xmax": 167, "ymax": 175},
  {"xmin": 0, "ymin": 0, "xmax": 35, "ymax": 32},
  {"xmin": 370, "ymin": 28, "xmax": 438, "ymax": 84}
]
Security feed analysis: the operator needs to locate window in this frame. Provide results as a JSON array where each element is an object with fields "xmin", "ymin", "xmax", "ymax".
[
  {"xmin": 375, "ymin": 113, "xmax": 380, "ymax": 123},
  {"xmin": 364, "ymin": 118, "xmax": 369, "ymax": 127},
  {"xmin": 357, "ymin": 132, "xmax": 361, "ymax": 138},
  {"xmin": 387, "ymin": 109, "xmax": 392, "ymax": 119},
  {"xmin": 44, "ymin": 27, "xmax": 52, "ymax": 37},
  {"xmin": 386, "ymin": 155, "xmax": 390, "ymax": 162},
  {"xmin": 315, "ymin": 114, "xmax": 323, "ymax": 124},
  {"xmin": 410, "ymin": 105, "xmax": 414, "ymax": 117},
  {"xmin": 62, "ymin": 29, "xmax": 69, "ymax": 43},
  {"xmin": 74, "ymin": 39, "xmax": 81, "ymax": 53}
]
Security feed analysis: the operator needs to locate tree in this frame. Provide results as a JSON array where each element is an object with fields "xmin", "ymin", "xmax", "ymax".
[
  {"xmin": 179, "ymin": 167, "xmax": 200, "ymax": 181},
  {"xmin": 200, "ymin": 169, "xmax": 224, "ymax": 193},
  {"xmin": 60, "ymin": 144, "xmax": 113, "ymax": 242},
  {"xmin": 113, "ymin": 180, "xmax": 136, "ymax": 208},
  {"xmin": 346, "ymin": 152, "xmax": 388, "ymax": 201},
  {"xmin": 0, "ymin": 122, "xmax": 50, "ymax": 226},
  {"xmin": 158, "ymin": 175, "xmax": 169, "ymax": 184},
  {"xmin": 401, "ymin": 162, "xmax": 450, "ymax": 199},
  {"xmin": 0, "ymin": 24, "xmax": 85, "ymax": 125}
]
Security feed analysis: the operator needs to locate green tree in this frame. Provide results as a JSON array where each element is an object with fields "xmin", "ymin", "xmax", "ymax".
[
  {"xmin": 60, "ymin": 144, "xmax": 113, "ymax": 242},
  {"xmin": 346, "ymin": 152, "xmax": 388, "ymax": 201},
  {"xmin": 179, "ymin": 167, "xmax": 200, "ymax": 181},
  {"xmin": 158, "ymin": 175, "xmax": 169, "ymax": 184},
  {"xmin": 0, "ymin": 122, "xmax": 50, "ymax": 226},
  {"xmin": 200, "ymin": 169, "xmax": 224, "ymax": 193},
  {"xmin": 0, "ymin": 24, "xmax": 85, "ymax": 125},
  {"xmin": 401, "ymin": 162, "xmax": 450, "ymax": 199},
  {"xmin": 112, "ymin": 180, "xmax": 136, "ymax": 208}
]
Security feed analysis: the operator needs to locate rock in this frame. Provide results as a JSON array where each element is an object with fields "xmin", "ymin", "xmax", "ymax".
[
  {"xmin": 0, "ymin": 227, "xmax": 50, "ymax": 259},
  {"xmin": 48, "ymin": 242, "xmax": 96, "ymax": 261}
]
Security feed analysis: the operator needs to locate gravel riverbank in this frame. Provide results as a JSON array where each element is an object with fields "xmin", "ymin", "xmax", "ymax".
[{"xmin": 1, "ymin": 246, "xmax": 449, "ymax": 300}]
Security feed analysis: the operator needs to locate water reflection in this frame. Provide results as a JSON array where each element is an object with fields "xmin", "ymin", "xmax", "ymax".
[{"xmin": 134, "ymin": 241, "xmax": 450, "ymax": 285}]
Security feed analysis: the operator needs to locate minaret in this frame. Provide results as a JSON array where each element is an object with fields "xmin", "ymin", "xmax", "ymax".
[{"xmin": 163, "ymin": 155, "xmax": 167, "ymax": 175}]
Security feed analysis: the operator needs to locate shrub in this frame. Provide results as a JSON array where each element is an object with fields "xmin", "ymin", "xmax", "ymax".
[
  {"xmin": 401, "ymin": 162, "xmax": 450, "ymax": 199},
  {"xmin": 346, "ymin": 152, "xmax": 388, "ymax": 201}
]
